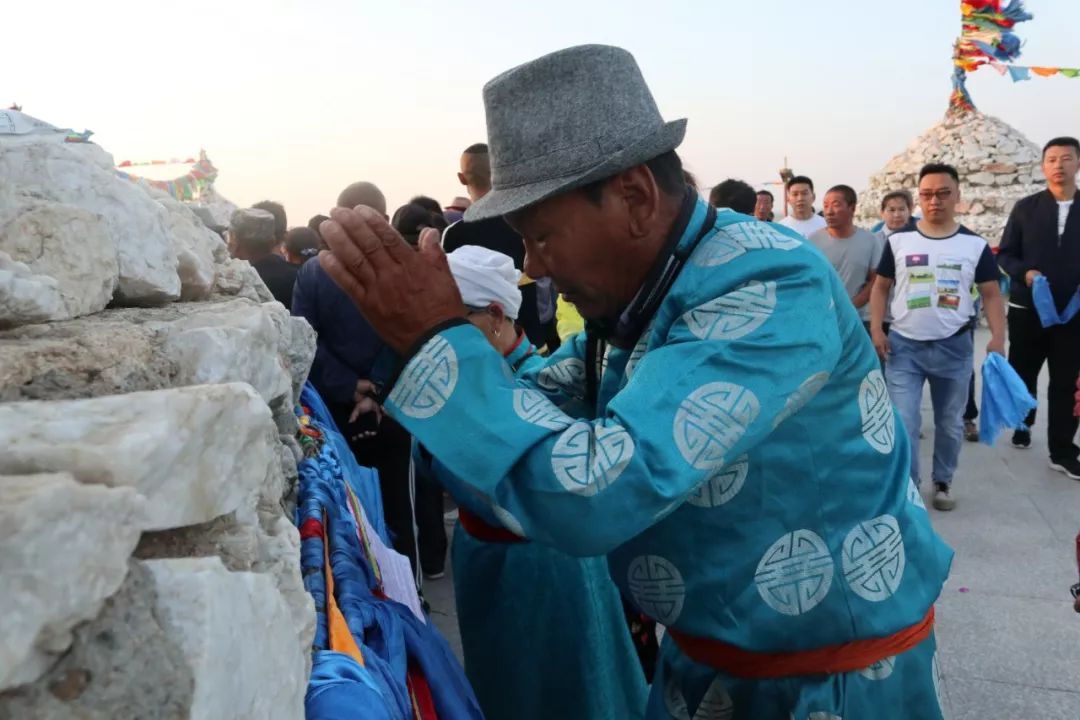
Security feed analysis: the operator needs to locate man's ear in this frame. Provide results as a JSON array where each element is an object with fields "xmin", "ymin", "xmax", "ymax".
[{"xmin": 458, "ymin": 172, "xmax": 468, "ymax": 187}]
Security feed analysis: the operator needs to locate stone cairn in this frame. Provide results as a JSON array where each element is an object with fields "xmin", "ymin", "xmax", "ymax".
[
  {"xmin": 857, "ymin": 110, "xmax": 1046, "ymax": 244},
  {"xmin": 0, "ymin": 133, "xmax": 317, "ymax": 718}
]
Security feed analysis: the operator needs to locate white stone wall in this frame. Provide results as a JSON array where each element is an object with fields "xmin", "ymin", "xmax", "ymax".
[
  {"xmin": 0, "ymin": 135, "xmax": 315, "ymax": 718},
  {"xmin": 858, "ymin": 110, "xmax": 1047, "ymax": 244}
]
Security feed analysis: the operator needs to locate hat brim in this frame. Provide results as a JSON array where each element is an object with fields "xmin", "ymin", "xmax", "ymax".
[{"xmin": 464, "ymin": 119, "xmax": 687, "ymax": 222}]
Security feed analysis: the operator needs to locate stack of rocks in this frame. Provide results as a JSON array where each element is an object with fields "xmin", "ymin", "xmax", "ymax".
[
  {"xmin": 0, "ymin": 131, "xmax": 317, "ymax": 718},
  {"xmin": 858, "ymin": 110, "xmax": 1046, "ymax": 243}
]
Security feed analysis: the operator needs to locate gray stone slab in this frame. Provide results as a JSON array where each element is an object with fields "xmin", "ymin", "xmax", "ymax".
[
  {"xmin": 937, "ymin": 539, "xmax": 1077, "ymax": 602},
  {"xmin": 928, "ymin": 485, "xmax": 1056, "ymax": 552},
  {"xmin": 946, "ymin": 677, "xmax": 1080, "ymax": 720},
  {"xmin": 1027, "ymin": 486, "xmax": 1080, "ymax": 543},
  {"xmin": 936, "ymin": 594, "xmax": 1080, "ymax": 693}
]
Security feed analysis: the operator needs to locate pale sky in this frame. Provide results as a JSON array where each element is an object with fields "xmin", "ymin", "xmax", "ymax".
[{"xmin": 8, "ymin": 0, "xmax": 1080, "ymax": 225}]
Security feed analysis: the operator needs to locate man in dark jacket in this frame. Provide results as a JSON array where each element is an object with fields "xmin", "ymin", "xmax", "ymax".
[
  {"xmin": 229, "ymin": 208, "xmax": 297, "ymax": 309},
  {"xmin": 292, "ymin": 182, "xmax": 439, "ymax": 577},
  {"xmin": 997, "ymin": 136, "xmax": 1080, "ymax": 479},
  {"xmin": 444, "ymin": 143, "xmax": 555, "ymax": 350}
]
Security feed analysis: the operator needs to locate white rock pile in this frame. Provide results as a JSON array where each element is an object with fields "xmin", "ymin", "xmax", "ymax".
[
  {"xmin": 858, "ymin": 110, "xmax": 1047, "ymax": 243},
  {"xmin": 0, "ymin": 131, "xmax": 317, "ymax": 719}
]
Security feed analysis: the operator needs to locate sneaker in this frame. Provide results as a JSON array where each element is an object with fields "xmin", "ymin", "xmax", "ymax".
[
  {"xmin": 423, "ymin": 570, "xmax": 446, "ymax": 580},
  {"xmin": 1049, "ymin": 458, "xmax": 1080, "ymax": 480},
  {"xmin": 963, "ymin": 420, "xmax": 979, "ymax": 443},
  {"xmin": 1011, "ymin": 429, "xmax": 1031, "ymax": 449},
  {"xmin": 932, "ymin": 483, "xmax": 955, "ymax": 511},
  {"xmin": 443, "ymin": 508, "xmax": 459, "ymax": 525}
]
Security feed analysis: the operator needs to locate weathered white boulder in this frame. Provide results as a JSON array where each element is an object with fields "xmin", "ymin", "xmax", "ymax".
[
  {"xmin": 0, "ymin": 200, "xmax": 119, "ymax": 325},
  {"xmin": 859, "ymin": 110, "xmax": 1046, "ymax": 243},
  {"xmin": 142, "ymin": 557, "xmax": 307, "ymax": 720},
  {"xmin": 0, "ymin": 383, "xmax": 275, "ymax": 530},
  {"xmin": 157, "ymin": 299, "xmax": 293, "ymax": 407},
  {"xmin": 149, "ymin": 190, "xmax": 222, "ymax": 301},
  {"xmin": 262, "ymin": 301, "xmax": 316, "ymax": 403},
  {"xmin": 212, "ymin": 257, "xmax": 275, "ymax": 304},
  {"xmin": 0, "ymin": 250, "xmax": 64, "ymax": 327},
  {"xmin": 0, "ymin": 474, "xmax": 144, "ymax": 691},
  {"xmin": 0, "ymin": 136, "xmax": 180, "ymax": 303}
]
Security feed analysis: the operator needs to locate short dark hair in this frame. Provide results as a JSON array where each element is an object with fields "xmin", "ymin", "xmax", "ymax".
[
  {"xmin": 756, "ymin": 189, "xmax": 774, "ymax": 201},
  {"xmin": 284, "ymin": 226, "xmax": 322, "ymax": 256},
  {"xmin": 825, "ymin": 184, "xmax": 857, "ymax": 207},
  {"xmin": 880, "ymin": 190, "xmax": 914, "ymax": 211},
  {"xmin": 409, "ymin": 195, "xmax": 442, "ymax": 215},
  {"xmin": 709, "ymin": 179, "xmax": 757, "ymax": 215},
  {"xmin": 252, "ymin": 200, "xmax": 286, "ymax": 241},
  {"xmin": 463, "ymin": 143, "xmax": 488, "ymax": 155},
  {"xmin": 918, "ymin": 163, "xmax": 959, "ymax": 184},
  {"xmin": 786, "ymin": 175, "xmax": 814, "ymax": 193},
  {"xmin": 391, "ymin": 202, "xmax": 446, "ymax": 245},
  {"xmin": 581, "ymin": 150, "xmax": 685, "ymax": 205},
  {"xmin": 1043, "ymin": 136, "xmax": 1080, "ymax": 157},
  {"xmin": 308, "ymin": 214, "xmax": 329, "ymax": 238}
]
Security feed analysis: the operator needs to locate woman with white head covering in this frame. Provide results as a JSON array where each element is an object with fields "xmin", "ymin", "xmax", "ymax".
[{"xmin": 414, "ymin": 245, "xmax": 647, "ymax": 720}]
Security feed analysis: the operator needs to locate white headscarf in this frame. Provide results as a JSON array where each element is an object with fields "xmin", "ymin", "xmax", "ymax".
[{"xmin": 447, "ymin": 245, "xmax": 522, "ymax": 320}]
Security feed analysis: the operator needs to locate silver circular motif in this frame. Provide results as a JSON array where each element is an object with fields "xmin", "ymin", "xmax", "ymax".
[
  {"xmin": 550, "ymin": 421, "xmax": 635, "ymax": 496},
  {"xmin": 627, "ymin": 555, "xmax": 685, "ymax": 625},
  {"xmin": 859, "ymin": 369, "xmax": 895, "ymax": 454},
  {"xmin": 387, "ymin": 335, "xmax": 458, "ymax": 418},
  {"xmin": 682, "ymin": 281, "xmax": 777, "ymax": 342},
  {"xmin": 754, "ymin": 529, "xmax": 835, "ymax": 616},
  {"xmin": 842, "ymin": 514, "xmax": 905, "ymax": 602},
  {"xmin": 674, "ymin": 382, "xmax": 760, "ymax": 473}
]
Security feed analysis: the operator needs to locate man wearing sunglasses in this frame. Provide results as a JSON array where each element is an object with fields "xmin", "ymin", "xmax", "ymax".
[{"xmin": 869, "ymin": 163, "xmax": 1006, "ymax": 512}]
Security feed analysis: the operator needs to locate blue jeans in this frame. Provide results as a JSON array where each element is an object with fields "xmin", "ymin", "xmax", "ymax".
[{"xmin": 886, "ymin": 330, "xmax": 974, "ymax": 487}]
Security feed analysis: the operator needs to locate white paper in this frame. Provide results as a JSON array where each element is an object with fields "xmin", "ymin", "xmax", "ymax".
[{"xmin": 354, "ymin": 500, "xmax": 427, "ymax": 624}]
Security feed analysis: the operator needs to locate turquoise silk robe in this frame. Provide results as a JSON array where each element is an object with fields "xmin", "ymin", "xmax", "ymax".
[{"xmin": 387, "ymin": 199, "xmax": 954, "ymax": 720}]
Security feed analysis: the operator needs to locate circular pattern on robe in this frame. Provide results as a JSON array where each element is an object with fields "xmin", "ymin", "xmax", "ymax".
[
  {"xmin": 686, "ymin": 455, "xmax": 749, "ymax": 508},
  {"xmin": 842, "ymin": 514, "xmax": 906, "ymax": 602},
  {"xmin": 857, "ymin": 655, "xmax": 896, "ymax": 680},
  {"xmin": 693, "ymin": 678, "xmax": 735, "ymax": 720},
  {"xmin": 624, "ymin": 321, "xmax": 656, "ymax": 382},
  {"xmin": 512, "ymin": 389, "xmax": 573, "ymax": 431},
  {"xmin": 806, "ymin": 714, "xmax": 842, "ymax": 720},
  {"xmin": 682, "ymin": 281, "xmax": 777, "ymax": 341},
  {"xmin": 772, "ymin": 371, "xmax": 831, "ymax": 429},
  {"xmin": 387, "ymin": 335, "xmax": 458, "ymax": 418},
  {"xmin": 674, "ymin": 382, "xmax": 760, "ymax": 473},
  {"xmin": 691, "ymin": 222, "xmax": 802, "ymax": 267},
  {"xmin": 490, "ymin": 504, "xmax": 526, "ymax": 538},
  {"xmin": 859, "ymin": 369, "xmax": 895, "ymax": 453},
  {"xmin": 754, "ymin": 529, "xmax": 835, "ymax": 616},
  {"xmin": 663, "ymin": 675, "xmax": 691, "ymax": 720},
  {"xmin": 907, "ymin": 479, "xmax": 926, "ymax": 510},
  {"xmin": 550, "ymin": 421, "xmax": 635, "ymax": 496},
  {"xmin": 537, "ymin": 358, "xmax": 586, "ymax": 398},
  {"xmin": 627, "ymin": 555, "xmax": 686, "ymax": 625}
]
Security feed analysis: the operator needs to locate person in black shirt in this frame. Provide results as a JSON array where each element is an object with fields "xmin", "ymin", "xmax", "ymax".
[
  {"xmin": 228, "ymin": 208, "xmax": 297, "ymax": 309},
  {"xmin": 997, "ymin": 136, "xmax": 1080, "ymax": 478},
  {"xmin": 444, "ymin": 143, "xmax": 556, "ymax": 349}
]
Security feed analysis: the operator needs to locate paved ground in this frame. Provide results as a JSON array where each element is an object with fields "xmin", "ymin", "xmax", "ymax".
[{"xmin": 424, "ymin": 327, "xmax": 1080, "ymax": 718}]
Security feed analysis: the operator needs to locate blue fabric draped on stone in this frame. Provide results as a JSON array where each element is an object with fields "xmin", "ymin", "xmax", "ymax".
[
  {"xmin": 306, "ymin": 652, "xmax": 403, "ymax": 720},
  {"xmin": 1032, "ymin": 275, "xmax": 1080, "ymax": 328},
  {"xmin": 301, "ymin": 383, "xmax": 389, "ymax": 544},
  {"xmin": 298, "ymin": 384, "xmax": 483, "ymax": 720},
  {"xmin": 979, "ymin": 352, "xmax": 1039, "ymax": 445}
]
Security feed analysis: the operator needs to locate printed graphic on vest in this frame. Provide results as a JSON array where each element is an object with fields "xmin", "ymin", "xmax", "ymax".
[{"xmin": 905, "ymin": 254, "xmax": 929, "ymax": 267}]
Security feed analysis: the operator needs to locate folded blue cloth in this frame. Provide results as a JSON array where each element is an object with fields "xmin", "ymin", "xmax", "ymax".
[
  {"xmin": 980, "ymin": 352, "xmax": 1038, "ymax": 446},
  {"xmin": 1032, "ymin": 275, "xmax": 1080, "ymax": 328}
]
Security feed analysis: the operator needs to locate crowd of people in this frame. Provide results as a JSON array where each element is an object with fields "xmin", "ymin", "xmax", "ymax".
[{"xmin": 213, "ymin": 43, "xmax": 1079, "ymax": 720}]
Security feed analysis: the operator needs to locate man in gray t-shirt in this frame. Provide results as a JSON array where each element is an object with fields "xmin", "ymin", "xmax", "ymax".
[{"xmin": 809, "ymin": 185, "xmax": 882, "ymax": 322}]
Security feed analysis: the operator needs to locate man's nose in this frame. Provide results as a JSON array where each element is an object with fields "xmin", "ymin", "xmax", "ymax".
[{"xmin": 523, "ymin": 245, "xmax": 547, "ymax": 280}]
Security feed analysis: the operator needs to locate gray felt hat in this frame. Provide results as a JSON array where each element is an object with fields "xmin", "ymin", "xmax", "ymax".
[{"xmin": 464, "ymin": 44, "xmax": 687, "ymax": 222}]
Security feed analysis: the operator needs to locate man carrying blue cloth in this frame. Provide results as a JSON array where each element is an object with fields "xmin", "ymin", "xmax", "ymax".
[{"xmin": 319, "ymin": 44, "xmax": 954, "ymax": 720}]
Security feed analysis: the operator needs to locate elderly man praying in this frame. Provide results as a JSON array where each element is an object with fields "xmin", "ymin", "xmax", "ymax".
[{"xmin": 319, "ymin": 45, "xmax": 953, "ymax": 720}]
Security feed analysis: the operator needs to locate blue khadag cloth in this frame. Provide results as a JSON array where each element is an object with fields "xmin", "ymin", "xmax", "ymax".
[
  {"xmin": 980, "ymin": 352, "xmax": 1039, "ymax": 446},
  {"xmin": 1032, "ymin": 275, "xmax": 1080, "ymax": 328}
]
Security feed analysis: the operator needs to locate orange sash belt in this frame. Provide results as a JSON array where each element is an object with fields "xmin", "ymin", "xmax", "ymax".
[
  {"xmin": 457, "ymin": 507, "xmax": 528, "ymax": 544},
  {"xmin": 668, "ymin": 606, "xmax": 934, "ymax": 679}
]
